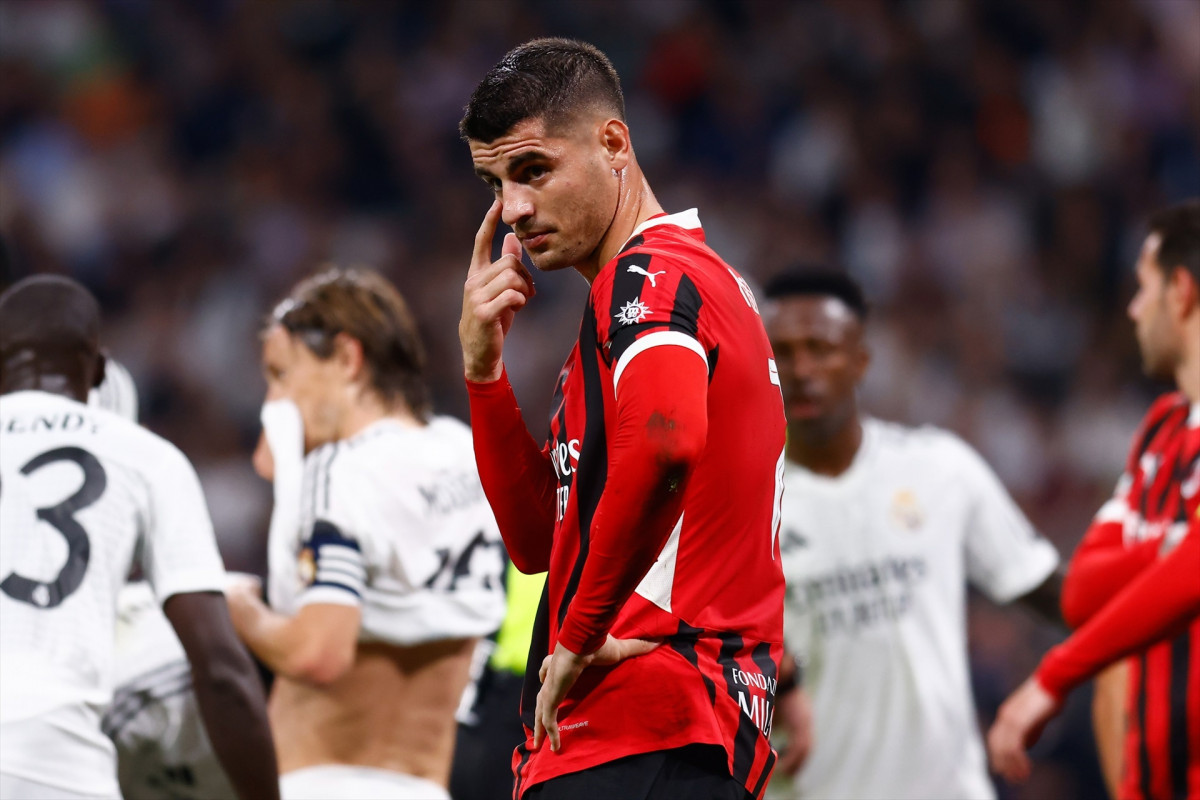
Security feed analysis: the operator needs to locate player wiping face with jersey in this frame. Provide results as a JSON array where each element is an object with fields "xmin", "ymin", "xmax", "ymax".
[
  {"xmin": 0, "ymin": 275, "xmax": 279, "ymax": 800},
  {"xmin": 226, "ymin": 267, "xmax": 505, "ymax": 800}
]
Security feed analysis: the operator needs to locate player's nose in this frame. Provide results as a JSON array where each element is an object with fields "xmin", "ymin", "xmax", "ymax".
[{"xmin": 501, "ymin": 187, "xmax": 535, "ymax": 227}]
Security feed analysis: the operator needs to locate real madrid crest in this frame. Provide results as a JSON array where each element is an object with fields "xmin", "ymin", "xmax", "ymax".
[
  {"xmin": 297, "ymin": 546, "xmax": 316, "ymax": 585},
  {"xmin": 890, "ymin": 489, "xmax": 924, "ymax": 532}
]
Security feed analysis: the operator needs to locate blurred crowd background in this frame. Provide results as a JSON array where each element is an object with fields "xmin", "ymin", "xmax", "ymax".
[{"xmin": 1, "ymin": 0, "xmax": 1197, "ymax": 797}]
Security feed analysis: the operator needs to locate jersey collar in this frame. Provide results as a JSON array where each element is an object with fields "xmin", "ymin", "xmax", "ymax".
[{"xmin": 620, "ymin": 208, "xmax": 702, "ymax": 251}]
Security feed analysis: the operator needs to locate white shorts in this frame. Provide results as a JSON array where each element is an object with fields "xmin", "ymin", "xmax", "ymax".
[
  {"xmin": 280, "ymin": 765, "xmax": 450, "ymax": 800},
  {"xmin": 0, "ymin": 773, "xmax": 116, "ymax": 800}
]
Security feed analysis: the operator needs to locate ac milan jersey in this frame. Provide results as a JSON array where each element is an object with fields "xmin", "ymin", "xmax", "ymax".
[
  {"xmin": 491, "ymin": 210, "xmax": 787, "ymax": 797},
  {"xmin": 1047, "ymin": 393, "xmax": 1200, "ymax": 800}
]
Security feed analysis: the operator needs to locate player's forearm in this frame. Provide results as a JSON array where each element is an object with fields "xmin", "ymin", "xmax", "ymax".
[
  {"xmin": 1092, "ymin": 660, "xmax": 1129, "ymax": 799},
  {"xmin": 1037, "ymin": 527, "xmax": 1200, "ymax": 701},
  {"xmin": 230, "ymin": 596, "xmax": 314, "ymax": 680},
  {"xmin": 466, "ymin": 369, "xmax": 556, "ymax": 573},
  {"xmin": 191, "ymin": 645, "xmax": 281, "ymax": 800},
  {"xmin": 1062, "ymin": 516, "xmax": 1159, "ymax": 628},
  {"xmin": 557, "ymin": 348, "xmax": 708, "ymax": 655}
]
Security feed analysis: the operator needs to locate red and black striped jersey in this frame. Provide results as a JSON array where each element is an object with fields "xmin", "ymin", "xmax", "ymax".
[
  {"xmin": 1046, "ymin": 392, "xmax": 1200, "ymax": 800},
  {"xmin": 469, "ymin": 209, "xmax": 786, "ymax": 798}
]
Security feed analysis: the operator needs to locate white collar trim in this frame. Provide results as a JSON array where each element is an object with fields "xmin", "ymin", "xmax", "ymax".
[
  {"xmin": 627, "ymin": 208, "xmax": 702, "ymax": 242},
  {"xmin": 1189, "ymin": 402, "xmax": 1200, "ymax": 428}
]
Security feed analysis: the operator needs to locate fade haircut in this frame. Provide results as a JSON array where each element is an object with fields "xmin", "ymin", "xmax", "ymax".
[
  {"xmin": 763, "ymin": 267, "xmax": 869, "ymax": 320},
  {"xmin": 269, "ymin": 267, "xmax": 431, "ymax": 419},
  {"xmin": 1148, "ymin": 199, "xmax": 1200, "ymax": 288},
  {"xmin": 0, "ymin": 275, "xmax": 101, "ymax": 360},
  {"xmin": 459, "ymin": 37, "xmax": 625, "ymax": 143}
]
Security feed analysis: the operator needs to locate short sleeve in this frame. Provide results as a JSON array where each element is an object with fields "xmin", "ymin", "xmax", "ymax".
[
  {"xmin": 595, "ymin": 251, "xmax": 711, "ymax": 391},
  {"xmin": 141, "ymin": 444, "xmax": 226, "ymax": 604},
  {"xmin": 294, "ymin": 447, "xmax": 366, "ymax": 608},
  {"xmin": 954, "ymin": 436, "xmax": 1060, "ymax": 603}
]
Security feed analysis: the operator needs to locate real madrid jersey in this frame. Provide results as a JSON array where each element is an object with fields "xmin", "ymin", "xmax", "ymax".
[
  {"xmin": 0, "ymin": 391, "xmax": 226, "ymax": 796},
  {"xmin": 779, "ymin": 417, "xmax": 1059, "ymax": 800},
  {"xmin": 266, "ymin": 411, "xmax": 506, "ymax": 646}
]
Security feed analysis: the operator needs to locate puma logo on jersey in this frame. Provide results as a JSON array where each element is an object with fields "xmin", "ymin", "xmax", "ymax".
[{"xmin": 628, "ymin": 265, "xmax": 666, "ymax": 287}]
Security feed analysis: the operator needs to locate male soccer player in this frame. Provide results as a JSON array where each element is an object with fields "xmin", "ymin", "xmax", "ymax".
[
  {"xmin": 762, "ymin": 269, "xmax": 1063, "ymax": 800},
  {"xmin": 459, "ymin": 38, "xmax": 786, "ymax": 800},
  {"xmin": 0, "ymin": 275, "xmax": 279, "ymax": 800},
  {"xmin": 988, "ymin": 200, "xmax": 1200, "ymax": 799},
  {"xmin": 226, "ymin": 268, "xmax": 506, "ymax": 800}
]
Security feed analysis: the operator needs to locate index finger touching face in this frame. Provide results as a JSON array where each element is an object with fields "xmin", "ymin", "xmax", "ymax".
[{"xmin": 471, "ymin": 199, "xmax": 503, "ymax": 273}]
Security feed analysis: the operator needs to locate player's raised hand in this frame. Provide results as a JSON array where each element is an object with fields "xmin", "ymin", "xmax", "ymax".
[
  {"xmin": 533, "ymin": 635, "xmax": 659, "ymax": 754},
  {"xmin": 986, "ymin": 676, "xmax": 1059, "ymax": 783},
  {"xmin": 460, "ymin": 199, "xmax": 536, "ymax": 383}
]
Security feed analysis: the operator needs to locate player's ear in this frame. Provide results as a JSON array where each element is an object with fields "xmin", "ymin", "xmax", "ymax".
[
  {"xmin": 92, "ymin": 352, "xmax": 107, "ymax": 390},
  {"xmin": 600, "ymin": 119, "xmax": 631, "ymax": 172},
  {"xmin": 1168, "ymin": 266, "xmax": 1199, "ymax": 317},
  {"xmin": 331, "ymin": 332, "xmax": 364, "ymax": 380}
]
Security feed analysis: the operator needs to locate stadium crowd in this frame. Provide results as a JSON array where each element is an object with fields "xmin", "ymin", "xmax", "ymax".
[{"xmin": 1, "ymin": 1, "xmax": 1197, "ymax": 798}]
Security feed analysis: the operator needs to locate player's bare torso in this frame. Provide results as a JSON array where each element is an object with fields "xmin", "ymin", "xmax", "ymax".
[{"xmin": 270, "ymin": 638, "xmax": 476, "ymax": 784}]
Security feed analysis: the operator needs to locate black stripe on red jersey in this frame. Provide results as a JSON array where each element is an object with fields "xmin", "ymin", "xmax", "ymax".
[
  {"xmin": 1135, "ymin": 401, "xmax": 1181, "ymax": 461},
  {"xmin": 669, "ymin": 622, "xmax": 718, "ymax": 705},
  {"xmin": 706, "ymin": 345, "xmax": 719, "ymax": 379},
  {"xmin": 1141, "ymin": 407, "xmax": 1188, "ymax": 521},
  {"xmin": 617, "ymin": 234, "xmax": 645, "ymax": 256},
  {"xmin": 1169, "ymin": 450, "xmax": 1200, "ymax": 523},
  {"xmin": 749, "ymin": 641, "xmax": 778, "ymax": 723},
  {"xmin": 606, "ymin": 260, "xmax": 704, "ymax": 367},
  {"xmin": 751, "ymin": 750, "xmax": 777, "ymax": 799},
  {"xmin": 1170, "ymin": 632, "xmax": 1190, "ymax": 799},
  {"xmin": 717, "ymin": 632, "xmax": 759, "ymax": 785},
  {"xmin": 520, "ymin": 582, "xmax": 552, "ymax": 731},
  {"xmin": 513, "ymin": 741, "xmax": 533, "ymax": 800},
  {"xmin": 1139, "ymin": 652, "xmax": 1152, "ymax": 800},
  {"xmin": 556, "ymin": 301, "xmax": 608, "ymax": 629}
]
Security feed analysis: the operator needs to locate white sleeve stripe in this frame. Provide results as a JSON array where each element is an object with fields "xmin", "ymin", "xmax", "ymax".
[
  {"xmin": 317, "ymin": 544, "xmax": 362, "ymax": 561},
  {"xmin": 316, "ymin": 564, "xmax": 365, "ymax": 584},
  {"xmin": 316, "ymin": 556, "xmax": 364, "ymax": 574},
  {"xmin": 1095, "ymin": 497, "xmax": 1129, "ymax": 523},
  {"xmin": 613, "ymin": 331, "xmax": 708, "ymax": 391},
  {"xmin": 299, "ymin": 586, "xmax": 362, "ymax": 607}
]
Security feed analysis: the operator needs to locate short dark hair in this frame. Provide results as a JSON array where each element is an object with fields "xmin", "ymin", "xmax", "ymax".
[
  {"xmin": 1148, "ymin": 200, "xmax": 1200, "ymax": 287},
  {"xmin": 269, "ymin": 268, "xmax": 431, "ymax": 419},
  {"xmin": 460, "ymin": 38, "xmax": 625, "ymax": 143},
  {"xmin": 763, "ymin": 267, "xmax": 869, "ymax": 320},
  {"xmin": 0, "ymin": 275, "xmax": 101, "ymax": 360}
]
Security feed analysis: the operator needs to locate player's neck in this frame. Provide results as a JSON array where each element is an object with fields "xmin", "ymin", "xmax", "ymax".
[
  {"xmin": 1176, "ymin": 316, "xmax": 1200, "ymax": 405},
  {"xmin": 576, "ymin": 163, "xmax": 663, "ymax": 283},
  {"xmin": 0, "ymin": 368, "xmax": 89, "ymax": 403},
  {"xmin": 786, "ymin": 413, "xmax": 864, "ymax": 477},
  {"xmin": 336, "ymin": 395, "xmax": 423, "ymax": 440}
]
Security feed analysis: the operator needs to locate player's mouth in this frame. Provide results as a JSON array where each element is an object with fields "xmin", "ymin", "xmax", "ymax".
[
  {"xmin": 786, "ymin": 394, "xmax": 825, "ymax": 419},
  {"xmin": 519, "ymin": 230, "xmax": 552, "ymax": 250}
]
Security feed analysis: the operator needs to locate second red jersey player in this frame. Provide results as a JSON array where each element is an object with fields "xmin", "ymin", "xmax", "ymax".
[{"xmin": 988, "ymin": 200, "xmax": 1200, "ymax": 800}]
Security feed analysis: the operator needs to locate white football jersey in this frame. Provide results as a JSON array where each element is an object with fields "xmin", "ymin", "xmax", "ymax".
[
  {"xmin": 103, "ymin": 581, "xmax": 234, "ymax": 800},
  {"xmin": 88, "ymin": 357, "xmax": 139, "ymax": 423},
  {"xmin": 265, "ymin": 409, "xmax": 505, "ymax": 646},
  {"xmin": 779, "ymin": 418, "xmax": 1059, "ymax": 800},
  {"xmin": 0, "ymin": 391, "xmax": 225, "ymax": 796}
]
